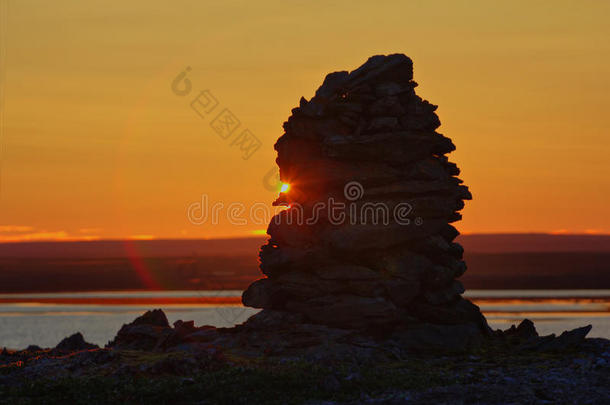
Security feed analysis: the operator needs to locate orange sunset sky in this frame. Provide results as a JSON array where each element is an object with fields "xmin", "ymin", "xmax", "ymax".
[{"xmin": 0, "ymin": 0, "xmax": 609, "ymax": 241}]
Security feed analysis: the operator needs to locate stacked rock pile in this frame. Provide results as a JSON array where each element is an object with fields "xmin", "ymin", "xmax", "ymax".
[{"xmin": 243, "ymin": 54, "xmax": 488, "ymax": 332}]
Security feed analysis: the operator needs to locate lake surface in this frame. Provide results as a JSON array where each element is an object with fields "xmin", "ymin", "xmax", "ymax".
[{"xmin": 1, "ymin": 289, "xmax": 609, "ymax": 349}]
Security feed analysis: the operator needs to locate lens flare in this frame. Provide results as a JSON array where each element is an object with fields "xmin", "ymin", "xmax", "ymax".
[{"xmin": 280, "ymin": 183, "xmax": 290, "ymax": 193}]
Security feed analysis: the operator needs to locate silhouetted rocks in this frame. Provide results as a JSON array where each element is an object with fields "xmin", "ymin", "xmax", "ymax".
[
  {"xmin": 107, "ymin": 309, "xmax": 222, "ymax": 353},
  {"xmin": 55, "ymin": 332, "xmax": 98, "ymax": 352},
  {"xmin": 498, "ymin": 319, "xmax": 594, "ymax": 352},
  {"xmin": 1, "ymin": 309, "xmax": 606, "ymax": 405},
  {"xmin": 242, "ymin": 54, "xmax": 488, "ymax": 338},
  {"xmin": 504, "ymin": 318, "xmax": 537, "ymax": 340},
  {"xmin": 107, "ymin": 309, "xmax": 174, "ymax": 351},
  {"xmin": 5, "ymin": 309, "xmax": 599, "ymax": 361},
  {"xmin": 131, "ymin": 308, "xmax": 170, "ymax": 327}
]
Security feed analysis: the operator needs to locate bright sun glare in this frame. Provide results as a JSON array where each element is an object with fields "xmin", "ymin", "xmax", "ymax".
[{"xmin": 280, "ymin": 183, "xmax": 290, "ymax": 193}]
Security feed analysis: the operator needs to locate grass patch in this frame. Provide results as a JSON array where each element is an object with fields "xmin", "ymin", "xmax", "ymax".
[{"xmin": 0, "ymin": 359, "xmax": 449, "ymax": 405}]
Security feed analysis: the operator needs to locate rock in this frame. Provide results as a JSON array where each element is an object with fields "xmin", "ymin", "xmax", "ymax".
[
  {"xmin": 315, "ymin": 265, "xmax": 379, "ymax": 280},
  {"xmin": 535, "ymin": 325, "xmax": 593, "ymax": 351},
  {"xmin": 408, "ymin": 297, "xmax": 468, "ymax": 324},
  {"xmin": 287, "ymin": 295, "xmax": 397, "ymax": 329},
  {"xmin": 156, "ymin": 321, "xmax": 219, "ymax": 351},
  {"xmin": 322, "ymin": 131, "xmax": 455, "ymax": 164},
  {"xmin": 347, "ymin": 54, "xmax": 413, "ymax": 88},
  {"xmin": 379, "ymin": 251, "xmax": 431, "ymax": 280},
  {"xmin": 131, "ymin": 309, "xmax": 170, "ymax": 327},
  {"xmin": 107, "ymin": 309, "xmax": 173, "ymax": 351},
  {"xmin": 367, "ymin": 117, "xmax": 400, "ymax": 131},
  {"xmin": 276, "ymin": 271, "xmax": 323, "ymax": 291},
  {"xmin": 240, "ymin": 54, "xmax": 494, "ymax": 346},
  {"xmin": 368, "ymin": 96, "xmax": 406, "ymax": 115},
  {"xmin": 182, "ymin": 328, "xmax": 220, "ymax": 344},
  {"xmin": 315, "ymin": 71, "xmax": 350, "ymax": 99},
  {"xmin": 240, "ymin": 309, "xmax": 305, "ymax": 329},
  {"xmin": 55, "ymin": 332, "xmax": 99, "ymax": 351},
  {"xmin": 320, "ymin": 220, "xmax": 448, "ymax": 251},
  {"xmin": 383, "ymin": 278, "xmax": 420, "ymax": 307},
  {"xmin": 173, "ymin": 319, "xmax": 195, "ymax": 331},
  {"xmin": 503, "ymin": 319, "xmax": 539, "ymax": 340},
  {"xmin": 364, "ymin": 179, "xmax": 460, "ymax": 196},
  {"xmin": 423, "ymin": 280, "xmax": 465, "ymax": 305},
  {"xmin": 496, "ymin": 321, "xmax": 594, "ymax": 353},
  {"xmin": 242, "ymin": 278, "xmax": 273, "ymax": 308},
  {"xmin": 374, "ymin": 82, "xmax": 413, "ymax": 97},
  {"xmin": 391, "ymin": 322, "xmax": 486, "ymax": 352}
]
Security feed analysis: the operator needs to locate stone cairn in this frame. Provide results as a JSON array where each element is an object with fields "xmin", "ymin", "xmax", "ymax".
[{"xmin": 243, "ymin": 54, "xmax": 488, "ymax": 333}]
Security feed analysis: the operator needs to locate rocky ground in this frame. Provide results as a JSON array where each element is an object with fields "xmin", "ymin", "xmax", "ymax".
[{"xmin": 1, "ymin": 310, "xmax": 608, "ymax": 404}]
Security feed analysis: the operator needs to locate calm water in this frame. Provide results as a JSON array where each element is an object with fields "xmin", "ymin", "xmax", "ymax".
[{"xmin": 0, "ymin": 290, "xmax": 609, "ymax": 350}]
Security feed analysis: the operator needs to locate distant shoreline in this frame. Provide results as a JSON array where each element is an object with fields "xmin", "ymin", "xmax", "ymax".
[
  {"xmin": 0, "ymin": 235, "xmax": 609, "ymax": 293},
  {"xmin": 0, "ymin": 251, "xmax": 609, "ymax": 293},
  {"xmin": 1, "ymin": 233, "xmax": 609, "ymax": 258}
]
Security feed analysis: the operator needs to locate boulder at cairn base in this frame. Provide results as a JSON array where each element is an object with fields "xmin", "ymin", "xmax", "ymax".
[{"xmin": 243, "ymin": 54, "xmax": 489, "ymax": 334}]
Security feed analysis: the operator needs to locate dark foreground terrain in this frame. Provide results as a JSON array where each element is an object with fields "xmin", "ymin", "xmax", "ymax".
[
  {"xmin": 2, "ymin": 344, "xmax": 609, "ymax": 405},
  {"xmin": 1, "ymin": 310, "xmax": 609, "ymax": 405}
]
